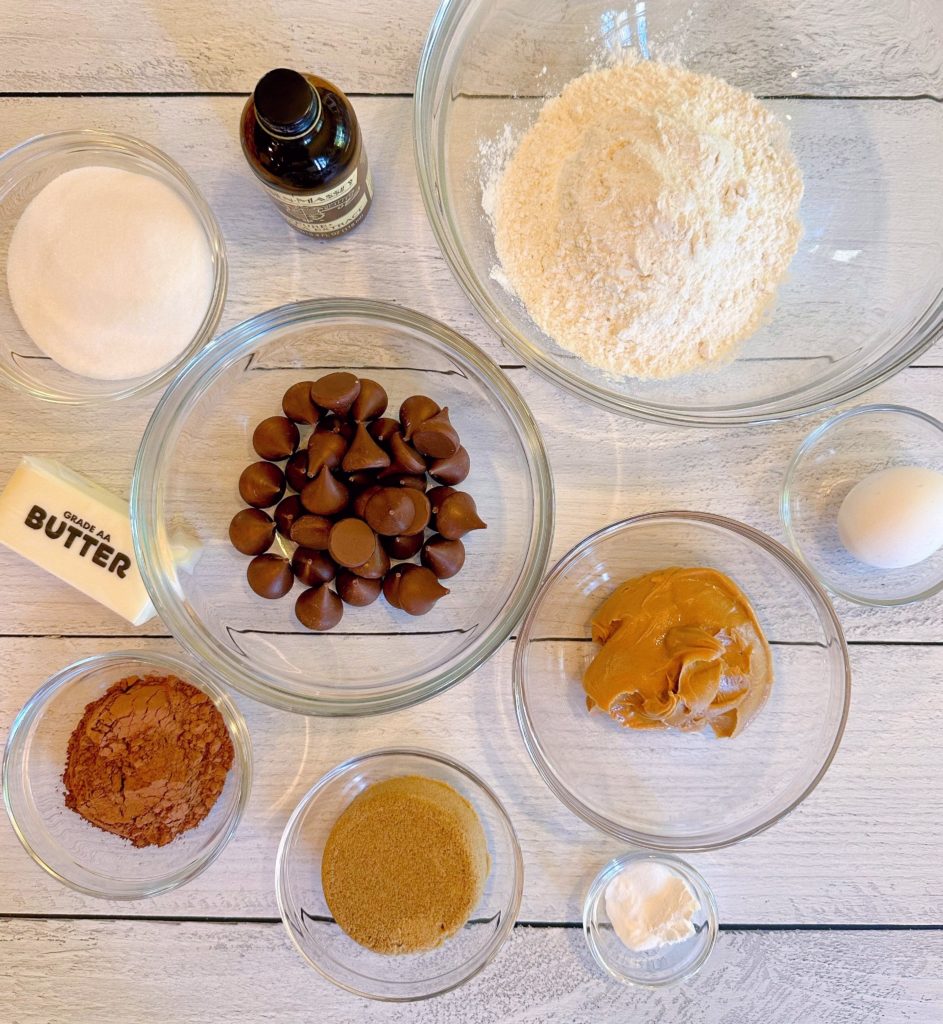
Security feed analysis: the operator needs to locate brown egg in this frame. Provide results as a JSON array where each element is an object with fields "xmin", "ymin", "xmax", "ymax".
[
  {"xmin": 295, "ymin": 584, "xmax": 344, "ymax": 631},
  {"xmin": 229, "ymin": 508, "xmax": 276, "ymax": 556},
  {"xmin": 247, "ymin": 554, "xmax": 294, "ymax": 599},
  {"xmin": 239, "ymin": 461, "xmax": 285, "ymax": 508}
]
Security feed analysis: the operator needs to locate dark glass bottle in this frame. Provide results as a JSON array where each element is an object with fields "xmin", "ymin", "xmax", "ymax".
[{"xmin": 240, "ymin": 68, "xmax": 373, "ymax": 239}]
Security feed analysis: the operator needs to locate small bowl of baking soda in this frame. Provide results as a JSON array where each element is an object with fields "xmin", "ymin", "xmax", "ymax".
[
  {"xmin": 583, "ymin": 851, "xmax": 718, "ymax": 987},
  {"xmin": 0, "ymin": 130, "xmax": 227, "ymax": 404}
]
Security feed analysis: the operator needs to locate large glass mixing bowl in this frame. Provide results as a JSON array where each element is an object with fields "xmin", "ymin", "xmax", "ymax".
[
  {"xmin": 132, "ymin": 300, "xmax": 553, "ymax": 716},
  {"xmin": 415, "ymin": 0, "xmax": 943, "ymax": 424}
]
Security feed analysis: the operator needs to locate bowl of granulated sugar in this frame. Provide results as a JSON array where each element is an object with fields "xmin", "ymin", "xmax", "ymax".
[{"xmin": 0, "ymin": 130, "xmax": 227, "ymax": 404}]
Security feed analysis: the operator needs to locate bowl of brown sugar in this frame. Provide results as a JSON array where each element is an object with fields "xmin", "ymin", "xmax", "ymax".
[{"xmin": 2, "ymin": 649, "xmax": 251, "ymax": 899}]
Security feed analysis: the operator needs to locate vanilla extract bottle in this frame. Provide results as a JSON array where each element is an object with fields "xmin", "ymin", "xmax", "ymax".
[{"xmin": 241, "ymin": 68, "xmax": 373, "ymax": 238}]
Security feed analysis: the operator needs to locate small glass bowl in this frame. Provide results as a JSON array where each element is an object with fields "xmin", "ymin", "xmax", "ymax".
[
  {"xmin": 0, "ymin": 130, "xmax": 227, "ymax": 404},
  {"xmin": 781, "ymin": 404, "xmax": 943, "ymax": 606},
  {"xmin": 2, "ymin": 650, "xmax": 251, "ymax": 900},
  {"xmin": 514, "ymin": 512, "xmax": 851, "ymax": 851},
  {"xmin": 131, "ymin": 299, "xmax": 553, "ymax": 716},
  {"xmin": 583, "ymin": 851, "xmax": 718, "ymax": 988},
  {"xmin": 276, "ymin": 748, "xmax": 523, "ymax": 1001}
]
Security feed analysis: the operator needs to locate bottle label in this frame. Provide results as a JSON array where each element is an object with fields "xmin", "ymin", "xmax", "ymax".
[{"xmin": 263, "ymin": 154, "xmax": 373, "ymax": 238}]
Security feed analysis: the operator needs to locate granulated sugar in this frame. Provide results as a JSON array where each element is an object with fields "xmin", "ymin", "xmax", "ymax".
[{"xmin": 488, "ymin": 61, "xmax": 803, "ymax": 380}]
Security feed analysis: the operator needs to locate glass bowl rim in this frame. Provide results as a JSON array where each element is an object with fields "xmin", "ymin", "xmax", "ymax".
[
  {"xmin": 412, "ymin": 1, "xmax": 943, "ymax": 426},
  {"xmin": 780, "ymin": 402, "xmax": 943, "ymax": 607},
  {"xmin": 512, "ymin": 510, "xmax": 852, "ymax": 851},
  {"xmin": 582, "ymin": 849, "xmax": 719, "ymax": 988},
  {"xmin": 0, "ymin": 128, "xmax": 228, "ymax": 405},
  {"xmin": 274, "ymin": 745, "xmax": 524, "ymax": 1002},
  {"xmin": 1, "ymin": 648, "xmax": 253, "ymax": 900},
  {"xmin": 131, "ymin": 297, "xmax": 555, "ymax": 717}
]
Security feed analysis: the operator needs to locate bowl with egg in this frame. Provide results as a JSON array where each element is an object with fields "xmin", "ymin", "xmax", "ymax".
[
  {"xmin": 513, "ymin": 512, "xmax": 851, "ymax": 851},
  {"xmin": 415, "ymin": 0, "xmax": 943, "ymax": 424}
]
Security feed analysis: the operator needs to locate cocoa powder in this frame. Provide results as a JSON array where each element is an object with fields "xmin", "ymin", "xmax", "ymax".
[{"xmin": 63, "ymin": 673, "xmax": 235, "ymax": 848}]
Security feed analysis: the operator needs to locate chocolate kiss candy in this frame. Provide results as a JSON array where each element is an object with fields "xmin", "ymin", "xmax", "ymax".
[
  {"xmin": 247, "ymin": 554, "xmax": 294, "ymax": 599},
  {"xmin": 349, "ymin": 542, "xmax": 390, "ymax": 580},
  {"xmin": 336, "ymin": 570, "xmax": 382, "ymax": 607},
  {"xmin": 411, "ymin": 407, "xmax": 460, "ymax": 459},
  {"xmin": 239, "ymin": 462, "xmax": 285, "ymax": 508},
  {"xmin": 387, "ymin": 432, "xmax": 427, "ymax": 475},
  {"xmin": 432, "ymin": 489, "xmax": 487, "ymax": 540},
  {"xmin": 350, "ymin": 378, "xmax": 388, "ymax": 421},
  {"xmin": 428, "ymin": 446, "xmax": 470, "ymax": 486},
  {"xmin": 382, "ymin": 532, "xmax": 424, "ymax": 560},
  {"xmin": 229, "ymin": 508, "xmax": 275, "ymax": 556},
  {"xmin": 345, "ymin": 470, "xmax": 376, "ymax": 494},
  {"xmin": 368, "ymin": 417, "xmax": 400, "ymax": 445},
  {"xmin": 291, "ymin": 547, "xmax": 337, "ymax": 586},
  {"xmin": 342, "ymin": 422, "xmax": 391, "ymax": 473},
  {"xmin": 401, "ymin": 488, "xmax": 432, "ymax": 536},
  {"xmin": 285, "ymin": 450, "xmax": 309, "ymax": 492},
  {"xmin": 301, "ymin": 467, "xmax": 349, "ymax": 517},
  {"xmin": 329, "ymin": 518, "xmax": 377, "ymax": 569},
  {"xmin": 295, "ymin": 584, "xmax": 343, "ymax": 631},
  {"xmin": 315, "ymin": 414, "xmax": 356, "ymax": 442},
  {"xmin": 282, "ymin": 381, "xmax": 319, "ymax": 424},
  {"xmin": 274, "ymin": 495, "xmax": 305, "ymax": 539},
  {"xmin": 399, "ymin": 395, "xmax": 440, "ymax": 440},
  {"xmin": 289, "ymin": 513, "xmax": 332, "ymax": 550},
  {"xmin": 253, "ymin": 415, "xmax": 300, "ymax": 461},
  {"xmin": 307, "ymin": 431, "xmax": 348, "ymax": 477},
  {"xmin": 385, "ymin": 473, "xmax": 427, "ymax": 492},
  {"xmin": 383, "ymin": 564, "xmax": 449, "ymax": 616},
  {"xmin": 311, "ymin": 372, "xmax": 361, "ymax": 415},
  {"xmin": 353, "ymin": 484, "xmax": 383, "ymax": 521},
  {"xmin": 365, "ymin": 488, "xmax": 414, "ymax": 536},
  {"xmin": 421, "ymin": 535, "xmax": 465, "ymax": 579}
]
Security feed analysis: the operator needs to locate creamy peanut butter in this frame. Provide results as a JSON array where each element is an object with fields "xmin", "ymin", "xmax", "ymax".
[{"xmin": 584, "ymin": 567, "xmax": 773, "ymax": 738}]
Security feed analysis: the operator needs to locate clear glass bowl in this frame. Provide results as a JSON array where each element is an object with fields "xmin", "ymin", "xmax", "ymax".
[
  {"xmin": 781, "ymin": 404, "xmax": 943, "ymax": 606},
  {"xmin": 0, "ymin": 130, "xmax": 227, "ymax": 404},
  {"xmin": 131, "ymin": 299, "xmax": 553, "ymax": 716},
  {"xmin": 2, "ymin": 650, "xmax": 251, "ymax": 900},
  {"xmin": 414, "ymin": 0, "xmax": 943, "ymax": 424},
  {"xmin": 276, "ymin": 748, "xmax": 523, "ymax": 1001},
  {"xmin": 583, "ymin": 851, "xmax": 718, "ymax": 987},
  {"xmin": 513, "ymin": 512, "xmax": 851, "ymax": 851}
]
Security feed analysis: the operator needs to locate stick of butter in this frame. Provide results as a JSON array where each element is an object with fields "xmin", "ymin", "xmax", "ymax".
[{"xmin": 0, "ymin": 456, "xmax": 197, "ymax": 626}]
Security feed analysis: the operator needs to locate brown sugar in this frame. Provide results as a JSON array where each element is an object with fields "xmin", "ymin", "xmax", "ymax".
[
  {"xmin": 63, "ymin": 673, "xmax": 235, "ymax": 848},
  {"xmin": 321, "ymin": 775, "xmax": 490, "ymax": 954}
]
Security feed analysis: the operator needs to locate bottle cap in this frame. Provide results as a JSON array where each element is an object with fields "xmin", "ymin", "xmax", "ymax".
[{"xmin": 253, "ymin": 68, "xmax": 320, "ymax": 136}]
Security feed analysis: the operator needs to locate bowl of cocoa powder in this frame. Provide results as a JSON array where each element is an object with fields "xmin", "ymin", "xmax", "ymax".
[{"xmin": 2, "ymin": 649, "xmax": 251, "ymax": 899}]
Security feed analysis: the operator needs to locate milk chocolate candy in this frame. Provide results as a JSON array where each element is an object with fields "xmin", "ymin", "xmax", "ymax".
[
  {"xmin": 428, "ymin": 446, "xmax": 470, "ymax": 486},
  {"xmin": 307, "ymin": 431, "xmax": 347, "ymax": 477},
  {"xmin": 365, "ymin": 488, "xmax": 414, "ymax": 536},
  {"xmin": 383, "ymin": 564, "xmax": 449, "ymax": 615},
  {"xmin": 350, "ymin": 378, "xmax": 388, "ymax": 421},
  {"xmin": 229, "ymin": 508, "xmax": 276, "ymax": 556},
  {"xmin": 399, "ymin": 395, "xmax": 440, "ymax": 440},
  {"xmin": 432, "ymin": 489, "xmax": 487, "ymax": 540},
  {"xmin": 274, "ymin": 495, "xmax": 305, "ymax": 538},
  {"xmin": 311, "ymin": 372, "xmax": 361, "ymax": 415},
  {"xmin": 368, "ymin": 417, "xmax": 400, "ymax": 445},
  {"xmin": 291, "ymin": 547, "xmax": 337, "ymax": 586},
  {"xmin": 349, "ymin": 541, "xmax": 390, "ymax": 580},
  {"xmin": 342, "ymin": 422, "xmax": 391, "ymax": 473},
  {"xmin": 336, "ymin": 570, "xmax": 382, "ymax": 606},
  {"xmin": 345, "ymin": 470, "xmax": 377, "ymax": 494},
  {"xmin": 247, "ymin": 553, "xmax": 294, "ymax": 599},
  {"xmin": 411, "ymin": 407, "xmax": 460, "ymax": 459},
  {"xmin": 329, "ymin": 518, "xmax": 377, "ymax": 569},
  {"xmin": 289, "ymin": 513, "xmax": 332, "ymax": 550},
  {"xmin": 381, "ymin": 532, "xmax": 424, "ymax": 560},
  {"xmin": 295, "ymin": 584, "xmax": 343, "ymax": 631},
  {"xmin": 239, "ymin": 461, "xmax": 285, "ymax": 508},
  {"xmin": 421, "ymin": 535, "xmax": 465, "ymax": 579},
  {"xmin": 387, "ymin": 474, "xmax": 427, "ymax": 492},
  {"xmin": 315, "ymin": 414, "xmax": 356, "ymax": 442},
  {"xmin": 352, "ymin": 484, "xmax": 383, "ymax": 521},
  {"xmin": 282, "ymin": 381, "xmax": 319, "ymax": 424},
  {"xmin": 285, "ymin": 450, "xmax": 309, "ymax": 492},
  {"xmin": 301, "ymin": 466, "xmax": 349, "ymax": 517},
  {"xmin": 401, "ymin": 487, "xmax": 432, "ymax": 536},
  {"xmin": 385, "ymin": 432, "xmax": 427, "ymax": 475},
  {"xmin": 253, "ymin": 415, "xmax": 300, "ymax": 461}
]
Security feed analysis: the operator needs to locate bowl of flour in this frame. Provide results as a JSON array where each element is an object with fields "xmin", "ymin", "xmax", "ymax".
[
  {"xmin": 415, "ymin": 0, "xmax": 943, "ymax": 424},
  {"xmin": 0, "ymin": 131, "xmax": 227, "ymax": 404}
]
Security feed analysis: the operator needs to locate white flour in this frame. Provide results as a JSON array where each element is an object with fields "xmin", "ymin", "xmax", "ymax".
[{"xmin": 487, "ymin": 61, "xmax": 803, "ymax": 380}]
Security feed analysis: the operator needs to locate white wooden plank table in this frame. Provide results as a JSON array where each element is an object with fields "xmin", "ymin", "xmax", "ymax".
[{"xmin": 1, "ymin": 3, "xmax": 941, "ymax": 1021}]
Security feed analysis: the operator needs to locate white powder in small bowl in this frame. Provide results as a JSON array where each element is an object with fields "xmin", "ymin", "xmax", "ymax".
[{"xmin": 7, "ymin": 165, "xmax": 214, "ymax": 381}]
